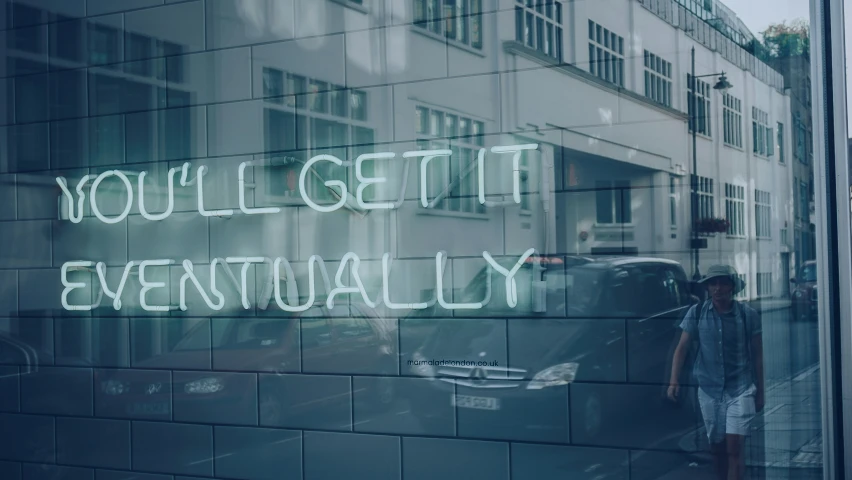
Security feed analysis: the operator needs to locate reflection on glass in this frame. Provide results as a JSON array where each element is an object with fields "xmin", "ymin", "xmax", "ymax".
[{"xmin": 0, "ymin": 0, "xmax": 830, "ymax": 479}]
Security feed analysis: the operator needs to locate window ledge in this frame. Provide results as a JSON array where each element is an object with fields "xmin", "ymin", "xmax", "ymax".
[
  {"xmin": 723, "ymin": 143, "xmax": 745, "ymax": 152},
  {"xmin": 689, "ymin": 131, "xmax": 713, "ymax": 141},
  {"xmin": 416, "ymin": 208, "xmax": 489, "ymax": 220},
  {"xmin": 594, "ymin": 223, "xmax": 635, "ymax": 229},
  {"xmin": 756, "ymin": 236, "xmax": 772, "ymax": 241},
  {"xmin": 725, "ymin": 235, "xmax": 748, "ymax": 240},
  {"xmin": 411, "ymin": 25, "xmax": 485, "ymax": 57},
  {"xmin": 329, "ymin": 0, "xmax": 369, "ymax": 14}
]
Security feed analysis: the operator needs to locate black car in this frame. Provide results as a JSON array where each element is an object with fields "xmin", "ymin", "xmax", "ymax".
[
  {"xmin": 404, "ymin": 255, "xmax": 702, "ymax": 451},
  {"xmin": 791, "ymin": 260, "xmax": 818, "ymax": 322}
]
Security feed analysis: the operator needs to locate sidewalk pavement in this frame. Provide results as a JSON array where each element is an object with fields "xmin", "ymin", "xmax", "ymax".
[{"xmin": 677, "ymin": 361, "xmax": 823, "ymax": 473}]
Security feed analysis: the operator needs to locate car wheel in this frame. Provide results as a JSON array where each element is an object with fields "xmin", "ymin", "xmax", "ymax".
[
  {"xmin": 259, "ymin": 393, "xmax": 282, "ymax": 425},
  {"xmin": 582, "ymin": 392, "xmax": 603, "ymax": 439}
]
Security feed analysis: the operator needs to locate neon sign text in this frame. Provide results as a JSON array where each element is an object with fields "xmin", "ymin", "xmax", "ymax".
[
  {"xmin": 60, "ymin": 249, "xmax": 537, "ymax": 313},
  {"xmin": 57, "ymin": 144, "xmax": 539, "ymax": 222}
]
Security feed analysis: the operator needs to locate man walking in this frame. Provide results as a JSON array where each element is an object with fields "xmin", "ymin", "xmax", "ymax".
[{"xmin": 668, "ymin": 265, "xmax": 765, "ymax": 480}]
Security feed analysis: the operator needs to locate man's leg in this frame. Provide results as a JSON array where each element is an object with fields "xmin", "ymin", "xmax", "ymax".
[
  {"xmin": 725, "ymin": 433, "xmax": 746, "ymax": 480},
  {"xmin": 724, "ymin": 386, "xmax": 757, "ymax": 479},
  {"xmin": 710, "ymin": 440, "xmax": 728, "ymax": 480},
  {"xmin": 698, "ymin": 389, "xmax": 727, "ymax": 479}
]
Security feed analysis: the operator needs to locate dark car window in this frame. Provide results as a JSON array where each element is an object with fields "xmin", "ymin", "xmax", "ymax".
[
  {"xmin": 564, "ymin": 266, "xmax": 606, "ymax": 317},
  {"xmin": 653, "ymin": 267, "xmax": 683, "ymax": 312},
  {"xmin": 602, "ymin": 266, "xmax": 644, "ymax": 317},
  {"xmin": 800, "ymin": 264, "xmax": 817, "ymax": 282}
]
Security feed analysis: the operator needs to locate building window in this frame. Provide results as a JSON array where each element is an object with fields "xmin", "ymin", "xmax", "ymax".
[
  {"xmin": 644, "ymin": 50, "xmax": 672, "ymax": 107},
  {"xmin": 669, "ymin": 176, "xmax": 678, "ymax": 228},
  {"xmin": 595, "ymin": 180, "xmax": 632, "ymax": 224},
  {"xmin": 519, "ymin": 151, "xmax": 531, "ymax": 212},
  {"xmin": 687, "ymin": 74, "xmax": 711, "ymax": 136},
  {"xmin": 756, "ymin": 272, "xmax": 772, "ymax": 297},
  {"xmin": 800, "ymin": 180, "xmax": 809, "ymax": 222},
  {"xmin": 725, "ymin": 183, "xmax": 746, "ymax": 237},
  {"xmin": 693, "ymin": 175, "xmax": 715, "ymax": 220},
  {"xmin": 416, "ymin": 0, "xmax": 483, "ymax": 50},
  {"xmin": 777, "ymin": 122, "xmax": 785, "ymax": 164},
  {"xmin": 723, "ymin": 93, "xmax": 743, "ymax": 148},
  {"xmin": 755, "ymin": 189, "xmax": 771, "ymax": 238},
  {"xmin": 795, "ymin": 117, "xmax": 808, "ymax": 163},
  {"xmin": 589, "ymin": 20, "xmax": 624, "ymax": 86},
  {"xmin": 261, "ymin": 67, "xmax": 373, "ymax": 203},
  {"xmin": 262, "ymin": 67, "xmax": 285, "ymax": 102},
  {"xmin": 516, "ymin": 0, "xmax": 563, "ymax": 61},
  {"xmin": 751, "ymin": 107, "xmax": 773, "ymax": 157},
  {"xmin": 416, "ymin": 106, "xmax": 486, "ymax": 214},
  {"xmin": 675, "ymin": 0, "xmax": 714, "ymax": 20}
]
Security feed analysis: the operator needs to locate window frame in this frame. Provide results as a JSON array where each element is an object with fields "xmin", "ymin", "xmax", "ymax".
[
  {"xmin": 693, "ymin": 174, "xmax": 715, "ymax": 220},
  {"xmin": 687, "ymin": 74, "xmax": 712, "ymax": 136},
  {"xmin": 756, "ymin": 272, "xmax": 772, "ymax": 297},
  {"xmin": 259, "ymin": 67, "xmax": 375, "ymax": 204},
  {"xmin": 725, "ymin": 182, "xmax": 746, "ymax": 237},
  {"xmin": 723, "ymin": 93, "xmax": 743, "ymax": 148},
  {"xmin": 669, "ymin": 175, "xmax": 678, "ymax": 229},
  {"xmin": 644, "ymin": 49, "xmax": 672, "ymax": 107},
  {"xmin": 589, "ymin": 20, "xmax": 624, "ymax": 87},
  {"xmin": 595, "ymin": 179, "xmax": 633, "ymax": 225},
  {"xmin": 751, "ymin": 107, "xmax": 773, "ymax": 158},
  {"xmin": 516, "ymin": 0, "xmax": 563, "ymax": 61},
  {"xmin": 415, "ymin": 0, "xmax": 484, "ymax": 51},
  {"xmin": 754, "ymin": 189, "xmax": 771, "ymax": 239},
  {"xmin": 415, "ymin": 105, "xmax": 486, "ymax": 215}
]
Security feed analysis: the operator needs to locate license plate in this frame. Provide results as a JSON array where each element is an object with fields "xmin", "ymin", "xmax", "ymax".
[
  {"xmin": 127, "ymin": 402, "xmax": 170, "ymax": 415},
  {"xmin": 451, "ymin": 395, "xmax": 500, "ymax": 410}
]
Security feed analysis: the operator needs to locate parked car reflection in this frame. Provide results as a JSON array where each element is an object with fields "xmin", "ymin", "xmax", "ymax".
[
  {"xmin": 402, "ymin": 256, "xmax": 701, "ymax": 451},
  {"xmin": 791, "ymin": 260, "xmax": 818, "ymax": 322},
  {"xmin": 95, "ymin": 303, "xmax": 397, "ymax": 424}
]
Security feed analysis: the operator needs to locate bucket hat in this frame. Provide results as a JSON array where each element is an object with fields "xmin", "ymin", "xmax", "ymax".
[{"xmin": 697, "ymin": 264, "xmax": 745, "ymax": 294}]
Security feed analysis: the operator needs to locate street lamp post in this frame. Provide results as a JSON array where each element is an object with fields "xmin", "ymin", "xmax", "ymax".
[{"xmin": 689, "ymin": 46, "xmax": 733, "ymax": 281}]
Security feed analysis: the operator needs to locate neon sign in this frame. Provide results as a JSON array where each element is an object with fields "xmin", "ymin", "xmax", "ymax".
[{"xmin": 57, "ymin": 144, "xmax": 540, "ymax": 312}]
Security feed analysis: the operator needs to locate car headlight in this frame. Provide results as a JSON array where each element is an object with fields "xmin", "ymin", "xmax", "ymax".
[
  {"xmin": 184, "ymin": 377, "xmax": 225, "ymax": 394},
  {"xmin": 526, "ymin": 363, "xmax": 579, "ymax": 390},
  {"xmin": 101, "ymin": 380, "xmax": 130, "ymax": 395},
  {"xmin": 409, "ymin": 351, "xmax": 435, "ymax": 378}
]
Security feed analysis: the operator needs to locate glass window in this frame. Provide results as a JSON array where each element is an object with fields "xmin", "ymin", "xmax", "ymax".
[
  {"xmin": 516, "ymin": 0, "xmax": 562, "ymax": 60},
  {"xmin": 2, "ymin": 0, "xmax": 834, "ymax": 479},
  {"xmin": 416, "ymin": 0, "xmax": 482, "ymax": 49}
]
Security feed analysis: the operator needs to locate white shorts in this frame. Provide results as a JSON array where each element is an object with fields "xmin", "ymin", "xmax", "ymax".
[{"xmin": 697, "ymin": 384, "xmax": 757, "ymax": 443}]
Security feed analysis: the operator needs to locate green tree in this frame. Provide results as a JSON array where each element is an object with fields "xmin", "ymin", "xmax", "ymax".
[{"xmin": 761, "ymin": 19, "xmax": 810, "ymax": 59}]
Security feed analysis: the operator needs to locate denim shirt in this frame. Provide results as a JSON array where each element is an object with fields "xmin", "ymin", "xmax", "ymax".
[{"xmin": 679, "ymin": 300, "xmax": 762, "ymax": 400}]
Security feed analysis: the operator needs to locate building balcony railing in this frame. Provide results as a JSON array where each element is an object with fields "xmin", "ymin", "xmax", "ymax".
[{"xmin": 636, "ymin": 0, "xmax": 785, "ymax": 92}]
